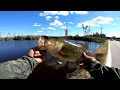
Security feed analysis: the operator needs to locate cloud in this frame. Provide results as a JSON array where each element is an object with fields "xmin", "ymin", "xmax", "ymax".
[
  {"xmin": 64, "ymin": 22, "xmax": 66, "ymax": 24},
  {"xmin": 38, "ymin": 30, "xmax": 43, "ymax": 32},
  {"xmin": 106, "ymin": 31, "xmax": 120, "ymax": 37},
  {"xmin": 68, "ymin": 22, "xmax": 74, "ymax": 24},
  {"xmin": 39, "ymin": 13, "xmax": 43, "ymax": 16},
  {"xmin": 58, "ymin": 11, "xmax": 69, "ymax": 16},
  {"xmin": 39, "ymin": 11, "xmax": 69, "ymax": 16},
  {"xmin": 39, "ymin": 11, "xmax": 88, "ymax": 17},
  {"xmin": 41, "ymin": 28, "xmax": 45, "ymax": 29},
  {"xmin": 70, "ymin": 11, "xmax": 88, "ymax": 15},
  {"xmin": 60, "ymin": 26, "xmax": 67, "ymax": 29},
  {"xmin": 33, "ymin": 23, "xmax": 41, "ymax": 27},
  {"xmin": 39, "ymin": 11, "xmax": 58, "ymax": 16},
  {"xmin": 77, "ymin": 16, "xmax": 114, "ymax": 27},
  {"xmin": 47, "ymin": 27, "xmax": 56, "ymax": 30},
  {"xmin": 55, "ymin": 16, "xmax": 59, "ymax": 19},
  {"xmin": 45, "ymin": 16, "xmax": 52, "ymax": 20},
  {"xmin": 50, "ymin": 19, "xmax": 63, "ymax": 27}
]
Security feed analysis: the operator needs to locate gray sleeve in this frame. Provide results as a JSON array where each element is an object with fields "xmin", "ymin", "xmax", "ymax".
[
  {"xmin": 0, "ymin": 55, "xmax": 39, "ymax": 79},
  {"xmin": 85, "ymin": 61, "xmax": 120, "ymax": 79}
]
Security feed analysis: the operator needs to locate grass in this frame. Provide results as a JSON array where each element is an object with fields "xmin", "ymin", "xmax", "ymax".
[
  {"xmin": 67, "ymin": 36, "xmax": 106, "ymax": 43},
  {"xmin": 0, "ymin": 35, "xmax": 42, "ymax": 41},
  {"xmin": 93, "ymin": 40, "xmax": 108, "ymax": 64}
]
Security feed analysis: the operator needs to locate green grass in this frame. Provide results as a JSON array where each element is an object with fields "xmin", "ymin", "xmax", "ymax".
[
  {"xmin": 0, "ymin": 35, "xmax": 43, "ymax": 41},
  {"xmin": 67, "ymin": 36, "xmax": 106, "ymax": 43},
  {"xmin": 93, "ymin": 40, "xmax": 108, "ymax": 64}
]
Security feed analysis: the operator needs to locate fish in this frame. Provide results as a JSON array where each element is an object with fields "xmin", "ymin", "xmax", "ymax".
[{"xmin": 37, "ymin": 36, "xmax": 88, "ymax": 63}]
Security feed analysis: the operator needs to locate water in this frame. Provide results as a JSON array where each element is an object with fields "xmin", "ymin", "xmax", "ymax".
[
  {"xmin": 0, "ymin": 40, "xmax": 101, "ymax": 63},
  {"xmin": 68, "ymin": 40, "xmax": 101, "ymax": 53},
  {"xmin": 0, "ymin": 40, "xmax": 38, "ymax": 62}
]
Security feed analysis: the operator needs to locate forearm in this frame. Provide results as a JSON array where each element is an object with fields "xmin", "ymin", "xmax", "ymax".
[
  {"xmin": 85, "ymin": 61, "xmax": 120, "ymax": 79},
  {"xmin": 0, "ymin": 55, "xmax": 39, "ymax": 79}
]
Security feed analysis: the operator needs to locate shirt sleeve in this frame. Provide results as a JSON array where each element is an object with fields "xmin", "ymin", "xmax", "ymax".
[
  {"xmin": 0, "ymin": 55, "xmax": 39, "ymax": 79},
  {"xmin": 84, "ymin": 61, "xmax": 120, "ymax": 79}
]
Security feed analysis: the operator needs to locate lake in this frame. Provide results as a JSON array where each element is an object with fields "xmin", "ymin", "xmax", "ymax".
[{"xmin": 0, "ymin": 40, "xmax": 101, "ymax": 63}]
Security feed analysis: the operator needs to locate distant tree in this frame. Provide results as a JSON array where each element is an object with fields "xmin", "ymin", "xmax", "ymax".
[
  {"xmin": 75, "ymin": 34, "xmax": 79, "ymax": 37},
  {"xmin": 112, "ymin": 36, "xmax": 116, "ymax": 39},
  {"xmin": 100, "ymin": 33, "xmax": 106, "ymax": 38},
  {"xmin": 93, "ymin": 32, "xmax": 99, "ymax": 37}
]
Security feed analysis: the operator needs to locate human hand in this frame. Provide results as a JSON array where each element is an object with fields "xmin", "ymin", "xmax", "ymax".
[
  {"xmin": 78, "ymin": 52, "xmax": 97, "ymax": 68},
  {"xmin": 27, "ymin": 47, "xmax": 47, "ymax": 63}
]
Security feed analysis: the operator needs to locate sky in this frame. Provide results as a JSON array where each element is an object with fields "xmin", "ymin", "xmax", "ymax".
[{"xmin": 0, "ymin": 11, "xmax": 120, "ymax": 37}]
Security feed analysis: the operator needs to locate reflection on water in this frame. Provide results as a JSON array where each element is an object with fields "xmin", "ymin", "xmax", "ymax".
[
  {"xmin": 0, "ymin": 40, "xmax": 101, "ymax": 63},
  {"xmin": 68, "ymin": 40, "xmax": 101, "ymax": 53}
]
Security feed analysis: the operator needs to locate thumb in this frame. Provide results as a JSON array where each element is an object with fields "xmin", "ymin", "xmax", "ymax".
[{"xmin": 82, "ymin": 52, "xmax": 93, "ymax": 60}]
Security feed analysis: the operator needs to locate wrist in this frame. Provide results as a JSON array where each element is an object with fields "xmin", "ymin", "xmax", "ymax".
[{"xmin": 84, "ymin": 60, "xmax": 100, "ymax": 71}]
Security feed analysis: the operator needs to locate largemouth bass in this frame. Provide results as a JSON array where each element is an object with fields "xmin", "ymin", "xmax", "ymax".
[{"xmin": 38, "ymin": 36, "xmax": 88, "ymax": 63}]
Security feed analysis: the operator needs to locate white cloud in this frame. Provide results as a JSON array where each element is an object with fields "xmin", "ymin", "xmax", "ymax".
[
  {"xmin": 45, "ymin": 16, "xmax": 52, "ymax": 20},
  {"xmin": 38, "ymin": 30, "xmax": 43, "ymax": 32},
  {"xmin": 68, "ymin": 22, "xmax": 74, "ymax": 24},
  {"xmin": 70, "ymin": 11, "xmax": 88, "ymax": 15},
  {"xmin": 39, "ymin": 11, "xmax": 69, "ymax": 16},
  {"xmin": 64, "ymin": 22, "xmax": 66, "ymax": 24},
  {"xmin": 41, "ymin": 28, "xmax": 45, "ymax": 29},
  {"xmin": 106, "ymin": 31, "xmax": 120, "ymax": 37},
  {"xmin": 39, "ymin": 13, "xmax": 44, "ymax": 16},
  {"xmin": 50, "ymin": 19, "xmax": 63, "ymax": 27},
  {"xmin": 60, "ymin": 26, "xmax": 67, "ymax": 29},
  {"xmin": 58, "ymin": 11, "xmax": 69, "ymax": 16},
  {"xmin": 77, "ymin": 16, "xmax": 114, "ymax": 27},
  {"xmin": 33, "ymin": 23, "xmax": 41, "ymax": 27},
  {"xmin": 92, "ymin": 16, "xmax": 113, "ymax": 24},
  {"xmin": 39, "ymin": 11, "xmax": 88, "ymax": 17},
  {"xmin": 55, "ymin": 16, "xmax": 59, "ymax": 19},
  {"xmin": 39, "ymin": 11, "xmax": 58, "ymax": 16},
  {"xmin": 47, "ymin": 27, "xmax": 56, "ymax": 30}
]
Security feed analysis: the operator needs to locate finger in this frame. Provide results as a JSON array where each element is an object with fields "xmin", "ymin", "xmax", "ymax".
[
  {"xmin": 34, "ymin": 58, "xmax": 43, "ymax": 63},
  {"xmin": 34, "ymin": 53, "xmax": 42, "ymax": 57},
  {"xmin": 83, "ymin": 52, "xmax": 93, "ymax": 59},
  {"xmin": 35, "ymin": 51, "xmax": 41, "ymax": 54}
]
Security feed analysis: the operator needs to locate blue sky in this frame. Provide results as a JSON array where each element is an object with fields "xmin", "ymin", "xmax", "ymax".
[{"xmin": 0, "ymin": 11, "xmax": 120, "ymax": 37}]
